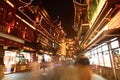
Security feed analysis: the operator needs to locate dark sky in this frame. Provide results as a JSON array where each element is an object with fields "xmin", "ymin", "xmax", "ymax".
[{"xmin": 42, "ymin": 0, "xmax": 76, "ymax": 38}]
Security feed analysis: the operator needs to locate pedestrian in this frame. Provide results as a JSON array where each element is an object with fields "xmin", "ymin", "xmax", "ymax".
[
  {"xmin": 30, "ymin": 57, "xmax": 40, "ymax": 80},
  {"xmin": 75, "ymin": 54, "xmax": 106, "ymax": 80},
  {"xmin": 40, "ymin": 55, "xmax": 46, "ymax": 75}
]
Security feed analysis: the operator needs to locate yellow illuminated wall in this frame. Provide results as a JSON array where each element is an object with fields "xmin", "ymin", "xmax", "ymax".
[{"xmin": 60, "ymin": 42, "xmax": 66, "ymax": 56}]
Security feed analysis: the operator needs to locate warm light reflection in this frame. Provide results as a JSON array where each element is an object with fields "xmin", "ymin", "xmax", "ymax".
[
  {"xmin": 22, "ymin": 27, "xmax": 27, "ymax": 39},
  {"xmin": 88, "ymin": 26, "xmax": 108, "ymax": 45},
  {"xmin": 107, "ymin": 11, "xmax": 120, "ymax": 29},
  {"xmin": 16, "ymin": 15, "xmax": 36, "ymax": 30},
  {"xmin": 5, "ymin": 0, "xmax": 14, "ymax": 8},
  {"xmin": 44, "ymin": 51, "xmax": 48, "ymax": 54},
  {"xmin": 39, "ymin": 50, "xmax": 44, "ymax": 53},
  {"xmin": 23, "ymin": 46, "xmax": 35, "ymax": 51},
  {"xmin": 7, "ymin": 24, "xmax": 11, "ymax": 33}
]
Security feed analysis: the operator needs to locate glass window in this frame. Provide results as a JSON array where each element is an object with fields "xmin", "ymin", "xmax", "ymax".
[
  {"xmin": 102, "ymin": 44, "xmax": 108, "ymax": 51},
  {"xmin": 98, "ymin": 53, "xmax": 104, "ymax": 66},
  {"xmin": 91, "ymin": 50, "xmax": 94, "ymax": 55},
  {"xmin": 111, "ymin": 40, "xmax": 119, "ymax": 49},
  {"xmin": 90, "ymin": 53, "xmax": 94, "ymax": 65},
  {"xmin": 93, "ymin": 49, "xmax": 97, "ymax": 53},
  {"xmin": 94, "ymin": 53, "xmax": 99, "ymax": 65},
  {"xmin": 85, "ymin": 51, "xmax": 90, "ymax": 57},
  {"xmin": 103, "ymin": 51, "xmax": 111, "ymax": 67},
  {"xmin": 98, "ymin": 47, "xmax": 102, "ymax": 52},
  {"xmin": 4, "ymin": 51, "xmax": 16, "ymax": 64}
]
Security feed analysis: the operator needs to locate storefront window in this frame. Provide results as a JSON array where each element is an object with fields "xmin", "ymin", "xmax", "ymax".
[
  {"xmin": 111, "ymin": 40, "xmax": 119, "ymax": 49},
  {"xmin": 85, "ymin": 51, "xmax": 93, "ymax": 65},
  {"xmin": 16, "ymin": 54, "xmax": 26, "ymax": 64},
  {"xmin": 93, "ymin": 49, "xmax": 97, "ymax": 53},
  {"xmin": 98, "ymin": 53, "xmax": 104, "ymax": 66},
  {"xmin": 20, "ymin": 52, "xmax": 30, "ymax": 62},
  {"xmin": 85, "ymin": 51, "xmax": 91, "ymax": 56},
  {"xmin": 90, "ymin": 50, "xmax": 94, "ymax": 65},
  {"xmin": 103, "ymin": 51, "xmax": 111, "ymax": 67},
  {"xmin": 102, "ymin": 44, "xmax": 108, "ymax": 51},
  {"xmin": 89, "ymin": 57, "xmax": 93, "ymax": 65},
  {"xmin": 91, "ymin": 50, "xmax": 94, "ymax": 55},
  {"xmin": 113, "ymin": 48, "xmax": 120, "ymax": 68},
  {"xmin": 98, "ymin": 47, "xmax": 102, "ymax": 52},
  {"xmin": 16, "ymin": 52, "xmax": 30, "ymax": 65},
  {"xmin": 4, "ymin": 51, "xmax": 17, "ymax": 73},
  {"xmin": 94, "ymin": 53, "xmax": 99, "ymax": 65},
  {"xmin": 44, "ymin": 54, "xmax": 52, "ymax": 62},
  {"xmin": 4, "ymin": 51, "xmax": 16, "ymax": 64},
  {"xmin": 38, "ymin": 55, "xmax": 43, "ymax": 63}
]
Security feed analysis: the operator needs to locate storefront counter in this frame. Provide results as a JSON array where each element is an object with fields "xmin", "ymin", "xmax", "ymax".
[
  {"xmin": 0, "ymin": 64, "xmax": 4, "ymax": 79},
  {"xmin": 16, "ymin": 64, "xmax": 29, "ymax": 72}
]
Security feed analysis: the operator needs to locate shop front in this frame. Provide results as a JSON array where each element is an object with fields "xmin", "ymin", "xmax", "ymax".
[
  {"xmin": 84, "ymin": 11, "xmax": 120, "ymax": 80},
  {"xmin": 85, "ymin": 37, "xmax": 120, "ymax": 80},
  {"xmin": 15, "ymin": 51, "xmax": 31, "ymax": 72},
  {"xmin": 84, "ymin": 28, "xmax": 120, "ymax": 80},
  {"xmin": 4, "ymin": 50, "xmax": 31, "ymax": 73},
  {"xmin": 4, "ymin": 50, "xmax": 17, "ymax": 74}
]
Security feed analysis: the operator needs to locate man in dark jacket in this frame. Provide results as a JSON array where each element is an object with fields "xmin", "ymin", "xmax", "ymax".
[{"xmin": 75, "ymin": 54, "xmax": 106, "ymax": 80}]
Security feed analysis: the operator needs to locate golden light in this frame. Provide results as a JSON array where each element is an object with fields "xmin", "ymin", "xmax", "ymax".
[
  {"xmin": 44, "ymin": 51, "xmax": 48, "ymax": 54},
  {"xmin": 49, "ymin": 52, "xmax": 52, "ymax": 55},
  {"xmin": 5, "ymin": 0, "xmax": 14, "ymax": 8},
  {"xmin": 40, "ymin": 50, "xmax": 44, "ymax": 53},
  {"xmin": 7, "ymin": 24, "xmax": 11, "ymax": 33},
  {"xmin": 88, "ymin": 26, "xmax": 108, "ymax": 45},
  {"xmin": 16, "ymin": 15, "xmax": 36, "ymax": 30},
  {"xmin": 70, "ymin": 47, "xmax": 73, "ymax": 50},
  {"xmin": 36, "ymin": 16, "xmax": 39, "ymax": 22}
]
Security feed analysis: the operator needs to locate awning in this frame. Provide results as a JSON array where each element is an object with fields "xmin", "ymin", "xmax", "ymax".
[{"xmin": 87, "ymin": 28, "xmax": 120, "ymax": 50}]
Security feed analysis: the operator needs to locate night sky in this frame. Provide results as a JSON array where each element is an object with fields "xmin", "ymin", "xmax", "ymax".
[{"xmin": 42, "ymin": 0, "xmax": 76, "ymax": 38}]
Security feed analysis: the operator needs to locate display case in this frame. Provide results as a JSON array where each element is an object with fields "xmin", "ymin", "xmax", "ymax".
[
  {"xmin": 16, "ymin": 53, "xmax": 30, "ymax": 72},
  {"xmin": 113, "ymin": 48, "xmax": 120, "ymax": 68}
]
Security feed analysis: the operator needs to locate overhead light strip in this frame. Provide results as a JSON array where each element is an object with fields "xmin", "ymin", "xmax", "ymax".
[
  {"xmin": 0, "ymin": 32, "xmax": 24, "ymax": 44},
  {"xmin": 5, "ymin": 0, "xmax": 36, "ymax": 30},
  {"xmin": 16, "ymin": 15, "xmax": 36, "ymax": 30},
  {"xmin": 5, "ymin": 0, "xmax": 14, "ymax": 8},
  {"xmin": 88, "ymin": 26, "xmax": 108, "ymax": 45},
  {"xmin": 86, "ymin": 8, "xmax": 112, "ymax": 45}
]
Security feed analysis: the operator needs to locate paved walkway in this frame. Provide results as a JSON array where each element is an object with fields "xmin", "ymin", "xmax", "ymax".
[{"xmin": 2, "ymin": 70, "xmax": 49, "ymax": 80}]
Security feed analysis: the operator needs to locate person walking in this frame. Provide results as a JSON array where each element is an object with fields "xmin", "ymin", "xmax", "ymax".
[
  {"xmin": 30, "ymin": 57, "xmax": 40, "ymax": 80},
  {"xmin": 75, "ymin": 54, "xmax": 106, "ymax": 80},
  {"xmin": 40, "ymin": 55, "xmax": 46, "ymax": 75}
]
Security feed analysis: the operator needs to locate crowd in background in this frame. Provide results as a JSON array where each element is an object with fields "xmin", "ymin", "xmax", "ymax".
[{"xmin": 0, "ymin": 54, "xmax": 107, "ymax": 80}]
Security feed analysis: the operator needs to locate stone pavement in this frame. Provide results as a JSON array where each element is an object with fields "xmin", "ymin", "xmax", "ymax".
[{"xmin": 2, "ymin": 70, "xmax": 49, "ymax": 80}]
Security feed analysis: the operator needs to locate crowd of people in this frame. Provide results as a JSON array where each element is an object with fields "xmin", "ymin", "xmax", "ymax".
[
  {"xmin": 47, "ymin": 54, "xmax": 106, "ymax": 80},
  {"xmin": 0, "ymin": 54, "xmax": 107, "ymax": 80},
  {"xmin": 29, "ymin": 55, "xmax": 106, "ymax": 80}
]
